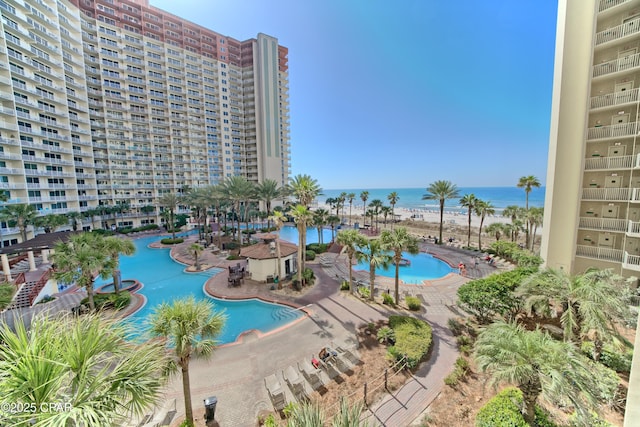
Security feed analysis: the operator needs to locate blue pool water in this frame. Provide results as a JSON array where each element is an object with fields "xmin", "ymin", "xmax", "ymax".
[
  {"xmin": 278, "ymin": 225, "xmax": 334, "ymax": 245},
  {"xmin": 354, "ymin": 252, "xmax": 453, "ymax": 284},
  {"xmin": 95, "ymin": 235, "xmax": 302, "ymax": 344}
]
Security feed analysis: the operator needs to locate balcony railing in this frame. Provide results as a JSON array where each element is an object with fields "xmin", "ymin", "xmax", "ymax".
[
  {"xmin": 587, "ymin": 121, "xmax": 638, "ymax": 140},
  {"xmin": 599, "ymin": 0, "xmax": 633, "ymax": 13},
  {"xmin": 582, "ymin": 187, "xmax": 631, "ymax": 200},
  {"xmin": 593, "ymin": 52, "xmax": 640, "ymax": 78},
  {"xmin": 597, "ymin": 17, "xmax": 640, "ymax": 45},
  {"xmin": 628, "ymin": 220, "xmax": 640, "ymax": 237},
  {"xmin": 590, "ymin": 87, "xmax": 639, "ymax": 109},
  {"xmin": 576, "ymin": 244, "xmax": 624, "ymax": 262},
  {"xmin": 584, "ymin": 154, "xmax": 634, "ymax": 170},
  {"xmin": 579, "ymin": 217, "xmax": 627, "ymax": 232}
]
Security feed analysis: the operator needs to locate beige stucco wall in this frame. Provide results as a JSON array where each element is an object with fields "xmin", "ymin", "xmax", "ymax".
[{"xmin": 247, "ymin": 254, "xmax": 295, "ymax": 282}]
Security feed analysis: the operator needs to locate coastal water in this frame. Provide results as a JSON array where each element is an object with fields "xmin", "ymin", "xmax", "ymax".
[{"xmin": 320, "ymin": 187, "xmax": 545, "ymax": 215}]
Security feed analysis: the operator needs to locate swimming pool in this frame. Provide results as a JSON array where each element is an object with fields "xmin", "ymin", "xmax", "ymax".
[
  {"xmin": 278, "ymin": 225, "xmax": 334, "ymax": 245},
  {"xmin": 354, "ymin": 252, "xmax": 453, "ymax": 284},
  {"xmin": 95, "ymin": 235, "xmax": 303, "ymax": 344}
]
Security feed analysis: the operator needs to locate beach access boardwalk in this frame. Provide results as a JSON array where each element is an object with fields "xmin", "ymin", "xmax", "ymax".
[{"xmin": 151, "ymin": 234, "xmax": 504, "ymax": 427}]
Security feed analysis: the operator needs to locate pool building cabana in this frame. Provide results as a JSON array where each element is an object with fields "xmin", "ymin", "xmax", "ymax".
[{"xmin": 240, "ymin": 234, "xmax": 297, "ymax": 283}]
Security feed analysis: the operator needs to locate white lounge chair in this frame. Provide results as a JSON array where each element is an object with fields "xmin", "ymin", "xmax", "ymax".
[
  {"xmin": 297, "ymin": 359, "xmax": 324, "ymax": 390},
  {"xmin": 264, "ymin": 374, "xmax": 287, "ymax": 410},
  {"xmin": 283, "ymin": 365, "xmax": 308, "ymax": 401}
]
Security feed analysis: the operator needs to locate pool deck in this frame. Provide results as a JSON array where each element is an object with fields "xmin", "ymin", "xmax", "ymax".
[{"xmin": 144, "ymin": 233, "xmax": 505, "ymax": 427}]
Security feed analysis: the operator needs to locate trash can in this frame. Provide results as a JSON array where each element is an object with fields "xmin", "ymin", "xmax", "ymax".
[{"xmin": 204, "ymin": 396, "xmax": 217, "ymax": 422}]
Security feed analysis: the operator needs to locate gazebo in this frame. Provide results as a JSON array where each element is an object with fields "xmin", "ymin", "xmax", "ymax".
[{"xmin": 240, "ymin": 233, "xmax": 297, "ymax": 283}]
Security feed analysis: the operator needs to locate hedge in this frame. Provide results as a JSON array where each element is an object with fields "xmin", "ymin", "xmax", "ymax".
[
  {"xmin": 161, "ymin": 238, "xmax": 184, "ymax": 245},
  {"xmin": 476, "ymin": 387, "xmax": 556, "ymax": 427},
  {"xmin": 82, "ymin": 291, "xmax": 131, "ymax": 310},
  {"xmin": 405, "ymin": 296, "xmax": 421, "ymax": 311},
  {"xmin": 305, "ymin": 249, "xmax": 316, "ymax": 261},
  {"xmin": 387, "ymin": 315, "xmax": 432, "ymax": 368}
]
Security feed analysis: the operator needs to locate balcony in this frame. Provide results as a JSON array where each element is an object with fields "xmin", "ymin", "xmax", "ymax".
[
  {"xmin": 623, "ymin": 251, "xmax": 640, "ymax": 271},
  {"xmin": 587, "ymin": 121, "xmax": 638, "ymax": 140},
  {"xmin": 599, "ymin": 0, "xmax": 634, "ymax": 13},
  {"xmin": 593, "ymin": 52, "xmax": 640, "ymax": 78},
  {"xmin": 579, "ymin": 217, "xmax": 627, "ymax": 232},
  {"xmin": 581, "ymin": 187, "xmax": 631, "ymax": 201},
  {"xmin": 590, "ymin": 87, "xmax": 639, "ymax": 110},
  {"xmin": 576, "ymin": 244, "xmax": 624, "ymax": 262}
]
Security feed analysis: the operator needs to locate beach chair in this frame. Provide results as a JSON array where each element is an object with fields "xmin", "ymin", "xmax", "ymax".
[
  {"xmin": 335, "ymin": 342, "xmax": 361, "ymax": 366},
  {"xmin": 264, "ymin": 374, "xmax": 287, "ymax": 410},
  {"xmin": 297, "ymin": 360, "xmax": 324, "ymax": 390},
  {"xmin": 283, "ymin": 365, "xmax": 308, "ymax": 401}
]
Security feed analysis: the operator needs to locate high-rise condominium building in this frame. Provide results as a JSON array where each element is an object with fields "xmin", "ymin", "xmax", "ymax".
[
  {"xmin": 542, "ymin": 0, "xmax": 640, "ymax": 278},
  {"xmin": 0, "ymin": 0, "xmax": 290, "ymax": 245}
]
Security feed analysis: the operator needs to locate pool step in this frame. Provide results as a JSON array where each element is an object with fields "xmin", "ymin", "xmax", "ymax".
[{"xmin": 271, "ymin": 306, "xmax": 300, "ymax": 321}]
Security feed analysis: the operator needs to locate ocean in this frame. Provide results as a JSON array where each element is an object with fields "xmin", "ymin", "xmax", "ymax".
[{"xmin": 319, "ymin": 187, "xmax": 545, "ymax": 215}]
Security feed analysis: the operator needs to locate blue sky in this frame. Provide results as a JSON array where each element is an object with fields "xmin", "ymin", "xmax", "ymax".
[{"xmin": 151, "ymin": 0, "xmax": 558, "ymax": 189}]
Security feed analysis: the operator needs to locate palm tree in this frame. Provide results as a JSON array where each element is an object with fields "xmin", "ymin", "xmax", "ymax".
[
  {"xmin": 290, "ymin": 204, "xmax": 313, "ymax": 285},
  {"xmin": 255, "ymin": 178, "xmax": 282, "ymax": 227},
  {"xmin": 387, "ymin": 191, "xmax": 399, "ymax": 228},
  {"xmin": 518, "ymin": 268, "xmax": 633, "ymax": 360},
  {"xmin": 517, "ymin": 176, "xmax": 541, "ymax": 248},
  {"xmin": 327, "ymin": 214, "xmax": 340, "ymax": 241},
  {"xmin": 189, "ymin": 243, "xmax": 204, "ymax": 271},
  {"xmin": 336, "ymin": 229, "xmax": 367, "ymax": 294},
  {"xmin": 357, "ymin": 238, "xmax": 391, "ymax": 301},
  {"xmin": 0, "ymin": 313, "xmax": 168, "ymax": 426},
  {"xmin": 474, "ymin": 321, "xmax": 599, "ymax": 426},
  {"xmin": 360, "ymin": 191, "xmax": 369, "ymax": 222},
  {"xmin": 184, "ymin": 187, "xmax": 210, "ymax": 241},
  {"xmin": 52, "ymin": 233, "xmax": 115, "ymax": 310},
  {"xmin": 380, "ymin": 206, "xmax": 392, "ymax": 228},
  {"xmin": 380, "ymin": 227, "xmax": 419, "ymax": 305},
  {"xmin": 338, "ymin": 191, "xmax": 347, "ymax": 220},
  {"xmin": 66, "ymin": 211, "xmax": 82, "ymax": 231},
  {"xmin": 313, "ymin": 208, "xmax": 329, "ymax": 245},
  {"xmin": 149, "ymin": 297, "xmax": 226, "ymax": 426},
  {"xmin": 159, "ymin": 193, "xmax": 181, "ymax": 240},
  {"xmin": 269, "ymin": 210, "xmax": 286, "ymax": 283},
  {"xmin": 474, "ymin": 199, "xmax": 495, "ymax": 250},
  {"xmin": 528, "ymin": 207, "xmax": 544, "ymax": 251},
  {"xmin": 422, "ymin": 180, "xmax": 459, "ymax": 245},
  {"xmin": 223, "ymin": 176, "xmax": 256, "ymax": 244},
  {"xmin": 369, "ymin": 199, "xmax": 383, "ymax": 230},
  {"xmin": 459, "ymin": 194, "xmax": 477, "ymax": 249},
  {"xmin": 102, "ymin": 236, "xmax": 136, "ymax": 294},
  {"xmin": 4, "ymin": 203, "xmax": 37, "ymax": 242},
  {"xmin": 288, "ymin": 174, "xmax": 322, "ymax": 207},
  {"xmin": 84, "ymin": 207, "xmax": 100, "ymax": 230},
  {"xmin": 484, "ymin": 222, "xmax": 507, "ymax": 242},
  {"xmin": 347, "ymin": 192, "xmax": 356, "ymax": 226},
  {"xmin": 34, "ymin": 213, "xmax": 68, "ymax": 233},
  {"xmin": 140, "ymin": 204, "xmax": 156, "ymax": 224},
  {"xmin": 325, "ymin": 197, "xmax": 338, "ymax": 216}
]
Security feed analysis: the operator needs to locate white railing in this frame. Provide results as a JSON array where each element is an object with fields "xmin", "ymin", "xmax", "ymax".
[
  {"xmin": 587, "ymin": 121, "xmax": 638, "ymax": 140},
  {"xmin": 628, "ymin": 221, "xmax": 640, "ymax": 236},
  {"xmin": 576, "ymin": 244, "xmax": 624, "ymax": 262},
  {"xmin": 632, "ymin": 188, "xmax": 640, "ymax": 202},
  {"xmin": 590, "ymin": 87, "xmax": 639, "ymax": 109},
  {"xmin": 582, "ymin": 187, "xmax": 631, "ymax": 200},
  {"xmin": 599, "ymin": 0, "xmax": 633, "ymax": 13},
  {"xmin": 579, "ymin": 217, "xmax": 627, "ymax": 232},
  {"xmin": 623, "ymin": 251, "xmax": 640, "ymax": 271},
  {"xmin": 593, "ymin": 52, "xmax": 640, "ymax": 78},
  {"xmin": 596, "ymin": 17, "xmax": 640, "ymax": 45},
  {"xmin": 584, "ymin": 155, "xmax": 633, "ymax": 170}
]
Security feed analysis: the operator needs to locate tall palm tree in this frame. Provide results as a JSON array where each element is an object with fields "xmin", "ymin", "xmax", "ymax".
[
  {"xmin": 380, "ymin": 206, "xmax": 392, "ymax": 228},
  {"xmin": 327, "ymin": 214, "xmax": 340, "ymax": 242},
  {"xmin": 189, "ymin": 243, "xmax": 204, "ymax": 271},
  {"xmin": 184, "ymin": 187, "xmax": 210, "ymax": 241},
  {"xmin": 357, "ymin": 238, "xmax": 391, "ymax": 301},
  {"xmin": 325, "ymin": 197, "xmax": 338, "ymax": 216},
  {"xmin": 52, "ymin": 233, "xmax": 115, "ymax": 310},
  {"xmin": 518, "ymin": 268, "xmax": 633, "ymax": 360},
  {"xmin": 485, "ymin": 222, "xmax": 507, "ymax": 242},
  {"xmin": 474, "ymin": 321, "xmax": 599, "ymax": 426},
  {"xmin": 288, "ymin": 174, "xmax": 322, "ymax": 207},
  {"xmin": 347, "ymin": 192, "xmax": 356, "ymax": 226},
  {"xmin": 34, "ymin": 213, "xmax": 68, "ymax": 233},
  {"xmin": 4, "ymin": 203, "xmax": 37, "ymax": 242},
  {"xmin": 0, "ymin": 313, "xmax": 168, "ymax": 426},
  {"xmin": 221, "ymin": 176, "xmax": 252, "ymax": 243},
  {"xmin": 255, "ymin": 178, "xmax": 282, "ymax": 227},
  {"xmin": 528, "ymin": 207, "xmax": 544, "ymax": 251},
  {"xmin": 459, "ymin": 193, "xmax": 477, "ymax": 249},
  {"xmin": 422, "ymin": 180, "xmax": 459, "ymax": 245},
  {"xmin": 149, "ymin": 297, "xmax": 226, "ymax": 426},
  {"xmin": 290, "ymin": 204, "xmax": 313, "ymax": 285},
  {"xmin": 338, "ymin": 192, "xmax": 347, "ymax": 220},
  {"xmin": 313, "ymin": 208, "xmax": 329, "ymax": 245},
  {"xmin": 269, "ymin": 210, "xmax": 286, "ymax": 283},
  {"xmin": 380, "ymin": 227, "xmax": 419, "ymax": 305},
  {"xmin": 140, "ymin": 204, "xmax": 156, "ymax": 225},
  {"xmin": 387, "ymin": 191, "xmax": 399, "ymax": 228},
  {"xmin": 502, "ymin": 205, "xmax": 523, "ymax": 241},
  {"xmin": 517, "ymin": 175, "xmax": 541, "ymax": 248},
  {"xmin": 360, "ymin": 191, "xmax": 369, "ymax": 221},
  {"xmin": 66, "ymin": 211, "xmax": 82, "ymax": 231},
  {"xmin": 102, "ymin": 236, "xmax": 136, "ymax": 294},
  {"xmin": 336, "ymin": 229, "xmax": 367, "ymax": 294},
  {"xmin": 159, "ymin": 192, "xmax": 181, "ymax": 240},
  {"xmin": 474, "ymin": 200, "xmax": 495, "ymax": 250},
  {"xmin": 369, "ymin": 199, "xmax": 383, "ymax": 230}
]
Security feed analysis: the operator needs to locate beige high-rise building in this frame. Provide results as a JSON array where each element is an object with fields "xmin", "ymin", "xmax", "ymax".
[
  {"xmin": 0, "ymin": 0, "xmax": 290, "ymax": 245},
  {"xmin": 542, "ymin": 0, "xmax": 640, "ymax": 278}
]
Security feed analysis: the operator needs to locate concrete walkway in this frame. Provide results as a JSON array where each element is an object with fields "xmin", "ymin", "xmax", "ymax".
[{"xmin": 147, "ymin": 234, "xmax": 506, "ymax": 427}]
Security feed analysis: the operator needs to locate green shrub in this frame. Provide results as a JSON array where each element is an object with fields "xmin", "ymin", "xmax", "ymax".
[
  {"xmin": 263, "ymin": 413, "xmax": 277, "ymax": 427},
  {"xmin": 377, "ymin": 326, "xmax": 396, "ymax": 345},
  {"xmin": 358, "ymin": 286, "xmax": 370, "ymax": 298},
  {"xmin": 226, "ymin": 255, "xmax": 242, "ymax": 260},
  {"xmin": 405, "ymin": 296, "xmax": 421, "ymax": 311},
  {"xmin": 567, "ymin": 411, "xmax": 613, "ymax": 427},
  {"xmin": 305, "ymin": 249, "xmax": 316, "ymax": 261},
  {"xmin": 476, "ymin": 387, "xmax": 556, "ymax": 427},
  {"xmin": 302, "ymin": 268, "xmax": 315, "ymax": 285},
  {"xmin": 160, "ymin": 237, "xmax": 184, "ymax": 245},
  {"xmin": 340, "ymin": 281, "xmax": 350, "ymax": 291},
  {"xmin": 444, "ymin": 372, "xmax": 460, "ymax": 387},
  {"xmin": 37, "ymin": 295, "xmax": 56, "ymax": 304},
  {"xmin": 306, "ymin": 243, "xmax": 328, "ymax": 254},
  {"xmin": 83, "ymin": 291, "xmax": 131, "ymax": 310},
  {"xmin": 224, "ymin": 242, "xmax": 239, "ymax": 250},
  {"xmin": 91, "ymin": 229, "xmax": 115, "ymax": 236},
  {"xmin": 581, "ymin": 341, "xmax": 633, "ymax": 373},
  {"xmin": 455, "ymin": 357, "xmax": 469, "ymax": 371},
  {"xmin": 0, "ymin": 283, "xmax": 16, "ymax": 310},
  {"xmin": 382, "ymin": 292, "xmax": 394, "ymax": 305},
  {"xmin": 179, "ymin": 419, "xmax": 194, "ymax": 427},
  {"xmin": 456, "ymin": 335, "xmax": 471, "ymax": 347},
  {"xmin": 447, "ymin": 318, "xmax": 464, "ymax": 336},
  {"xmin": 388, "ymin": 315, "xmax": 432, "ymax": 368},
  {"xmin": 459, "ymin": 344, "xmax": 472, "ymax": 355}
]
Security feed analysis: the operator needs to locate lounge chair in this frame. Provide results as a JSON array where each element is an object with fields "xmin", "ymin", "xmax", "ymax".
[
  {"xmin": 335, "ymin": 342, "xmax": 361, "ymax": 366},
  {"xmin": 297, "ymin": 360, "xmax": 324, "ymax": 390},
  {"xmin": 264, "ymin": 374, "xmax": 287, "ymax": 410},
  {"xmin": 283, "ymin": 365, "xmax": 308, "ymax": 401}
]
